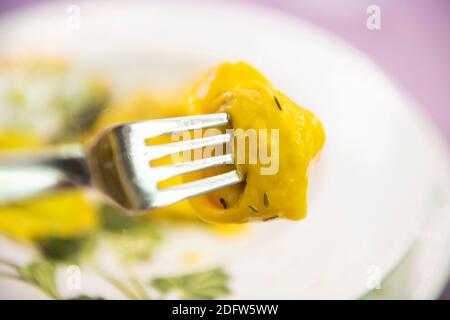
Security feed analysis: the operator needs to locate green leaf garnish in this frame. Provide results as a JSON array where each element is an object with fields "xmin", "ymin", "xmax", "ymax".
[
  {"xmin": 37, "ymin": 235, "xmax": 95, "ymax": 263},
  {"xmin": 115, "ymin": 226, "xmax": 162, "ymax": 263},
  {"xmin": 58, "ymin": 79, "xmax": 110, "ymax": 140},
  {"xmin": 248, "ymin": 205, "xmax": 259, "ymax": 213},
  {"xmin": 18, "ymin": 260, "xmax": 60, "ymax": 299},
  {"xmin": 151, "ymin": 267, "xmax": 230, "ymax": 300},
  {"xmin": 100, "ymin": 204, "xmax": 140, "ymax": 232},
  {"xmin": 99, "ymin": 204, "xmax": 163, "ymax": 262}
]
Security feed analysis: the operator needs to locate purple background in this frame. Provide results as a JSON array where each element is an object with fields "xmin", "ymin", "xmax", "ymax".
[{"xmin": 0, "ymin": 0, "xmax": 449, "ymax": 299}]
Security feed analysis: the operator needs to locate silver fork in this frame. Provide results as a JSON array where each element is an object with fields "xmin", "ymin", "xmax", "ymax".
[{"xmin": 0, "ymin": 113, "xmax": 241, "ymax": 211}]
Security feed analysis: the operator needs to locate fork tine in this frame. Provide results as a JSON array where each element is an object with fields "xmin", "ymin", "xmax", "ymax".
[
  {"xmin": 144, "ymin": 133, "xmax": 232, "ymax": 160},
  {"xmin": 153, "ymin": 170, "xmax": 242, "ymax": 207},
  {"xmin": 129, "ymin": 113, "xmax": 229, "ymax": 138},
  {"xmin": 153, "ymin": 154, "xmax": 233, "ymax": 181}
]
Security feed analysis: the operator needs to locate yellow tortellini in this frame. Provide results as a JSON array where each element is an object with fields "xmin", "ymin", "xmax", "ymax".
[{"xmin": 183, "ymin": 62, "xmax": 325, "ymax": 223}]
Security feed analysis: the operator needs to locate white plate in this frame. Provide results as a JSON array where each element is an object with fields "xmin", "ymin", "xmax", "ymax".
[
  {"xmin": 0, "ymin": 0, "xmax": 449, "ymax": 299},
  {"xmin": 365, "ymin": 190, "xmax": 450, "ymax": 299}
]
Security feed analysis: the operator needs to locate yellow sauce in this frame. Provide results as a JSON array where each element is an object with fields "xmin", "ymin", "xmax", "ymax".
[{"xmin": 183, "ymin": 62, "xmax": 325, "ymax": 223}]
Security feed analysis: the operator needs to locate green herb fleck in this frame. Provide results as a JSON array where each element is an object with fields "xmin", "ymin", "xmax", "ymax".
[
  {"xmin": 274, "ymin": 96, "xmax": 282, "ymax": 111},
  {"xmin": 263, "ymin": 193, "xmax": 270, "ymax": 208},
  {"xmin": 263, "ymin": 216, "xmax": 278, "ymax": 222},
  {"xmin": 219, "ymin": 198, "xmax": 228, "ymax": 209},
  {"xmin": 248, "ymin": 205, "xmax": 259, "ymax": 213},
  {"xmin": 151, "ymin": 267, "xmax": 230, "ymax": 300}
]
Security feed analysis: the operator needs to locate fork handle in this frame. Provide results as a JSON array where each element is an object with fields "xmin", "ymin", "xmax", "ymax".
[{"xmin": 0, "ymin": 145, "xmax": 90, "ymax": 204}]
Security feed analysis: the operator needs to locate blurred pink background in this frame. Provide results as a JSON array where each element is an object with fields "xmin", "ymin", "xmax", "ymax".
[{"xmin": 0, "ymin": 0, "xmax": 449, "ymax": 299}]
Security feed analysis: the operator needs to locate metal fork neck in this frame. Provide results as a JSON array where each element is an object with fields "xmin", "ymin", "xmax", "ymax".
[{"xmin": 0, "ymin": 145, "xmax": 90, "ymax": 204}]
